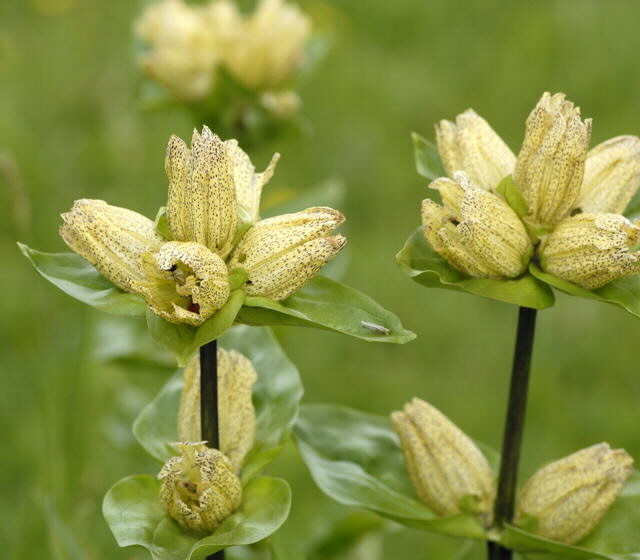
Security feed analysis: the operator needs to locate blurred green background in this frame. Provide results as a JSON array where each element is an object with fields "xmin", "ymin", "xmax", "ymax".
[{"xmin": 2, "ymin": 0, "xmax": 640, "ymax": 558}]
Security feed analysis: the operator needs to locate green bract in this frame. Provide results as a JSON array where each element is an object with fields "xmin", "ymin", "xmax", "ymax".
[{"xmin": 294, "ymin": 404, "xmax": 640, "ymax": 557}]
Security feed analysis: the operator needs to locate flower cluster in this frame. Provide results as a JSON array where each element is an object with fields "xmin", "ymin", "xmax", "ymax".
[
  {"xmin": 392, "ymin": 398, "xmax": 633, "ymax": 543},
  {"xmin": 136, "ymin": 0, "xmax": 310, "ymax": 115},
  {"xmin": 422, "ymin": 92, "xmax": 640, "ymax": 290},
  {"xmin": 60, "ymin": 126, "xmax": 346, "ymax": 326}
]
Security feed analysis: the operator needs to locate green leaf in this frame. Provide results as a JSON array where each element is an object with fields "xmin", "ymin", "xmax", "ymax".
[
  {"xmin": 500, "ymin": 472, "xmax": 640, "ymax": 559},
  {"xmin": 411, "ymin": 132, "xmax": 445, "ymax": 183},
  {"xmin": 396, "ymin": 228, "xmax": 555, "ymax": 309},
  {"xmin": 529, "ymin": 264, "xmax": 640, "ymax": 320},
  {"xmin": 293, "ymin": 404, "xmax": 491, "ymax": 540},
  {"xmin": 496, "ymin": 175, "xmax": 528, "ymax": 218},
  {"xmin": 154, "ymin": 207, "xmax": 174, "ymax": 241},
  {"xmin": 146, "ymin": 290, "xmax": 247, "ymax": 366},
  {"xmin": 133, "ymin": 326, "xmax": 303, "ymax": 482},
  {"xmin": 18, "ymin": 244, "xmax": 147, "ymax": 315},
  {"xmin": 237, "ymin": 275, "xmax": 415, "ymax": 344},
  {"xmin": 103, "ymin": 474, "xmax": 291, "ymax": 560}
]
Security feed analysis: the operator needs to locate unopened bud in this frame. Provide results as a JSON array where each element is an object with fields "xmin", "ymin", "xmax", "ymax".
[
  {"xmin": 165, "ymin": 127, "xmax": 237, "ymax": 257},
  {"xmin": 133, "ymin": 241, "xmax": 230, "ymax": 325},
  {"xmin": 228, "ymin": 207, "xmax": 346, "ymax": 300},
  {"xmin": 539, "ymin": 212, "xmax": 640, "ymax": 290},
  {"xmin": 59, "ymin": 199, "xmax": 163, "ymax": 293},
  {"xmin": 178, "ymin": 349, "xmax": 257, "ymax": 471},
  {"xmin": 515, "ymin": 443, "xmax": 633, "ymax": 544},
  {"xmin": 158, "ymin": 442, "xmax": 242, "ymax": 534},
  {"xmin": 421, "ymin": 172, "xmax": 533, "ymax": 278},
  {"xmin": 436, "ymin": 109, "xmax": 516, "ymax": 191},
  {"xmin": 514, "ymin": 92, "xmax": 592, "ymax": 229},
  {"xmin": 391, "ymin": 398, "xmax": 495, "ymax": 524},
  {"xmin": 575, "ymin": 135, "xmax": 640, "ymax": 215}
]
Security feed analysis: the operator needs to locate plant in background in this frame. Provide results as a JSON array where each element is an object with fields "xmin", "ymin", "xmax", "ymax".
[{"xmin": 135, "ymin": 0, "xmax": 319, "ymax": 140}]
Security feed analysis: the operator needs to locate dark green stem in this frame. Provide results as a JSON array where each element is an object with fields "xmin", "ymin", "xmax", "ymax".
[
  {"xmin": 488, "ymin": 307, "xmax": 537, "ymax": 560},
  {"xmin": 200, "ymin": 339, "xmax": 224, "ymax": 560}
]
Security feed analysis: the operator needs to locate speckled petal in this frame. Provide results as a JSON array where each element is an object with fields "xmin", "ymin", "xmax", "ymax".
[
  {"xmin": 228, "ymin": 207, "xmax": 346, "ymax": 299},
  {"xmin": 436, "ymin": 109, "xmax": 516, "ymax": 191},
  {"xmin": 59, "ymin": 199, "xmax": 164, "ymax": 292},
  {"xmin": 178, "ymin": 349, "xmax": 257, "ymax": 471},
  {"xmin": 576, "ymin": 135, "xmax": 640, "ymax": 214},
  {"xmin": 515, "ymin": 443, "xmax": 633, "ymax": 544}
]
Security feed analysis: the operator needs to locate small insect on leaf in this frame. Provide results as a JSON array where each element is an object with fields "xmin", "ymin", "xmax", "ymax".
[{"xmin": 360, "ymin": 321, "xmax": 390, "ymax": 335}]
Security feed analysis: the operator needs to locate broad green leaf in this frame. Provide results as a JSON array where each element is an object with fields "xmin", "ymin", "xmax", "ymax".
[
  {"xmin": 293, "ymin": 404, "xmax": 491, "ymax": 540},
  {"xmin": 396, "ymin": 228, "xmax": 554, "ymax": 309},
  {"xmin": 496, "ymin": 175, "xmax": 528, "ymax": 218},
  {"xmin": 18, "ymin": 244, "xmax": 146, "ymax": 315},
  {"xmin": 411, "ymin": 132, "xmax": 445, "ymax": 183},
  {"xmin": 133, "ymin": 326, "xmax": 303, "ymax": 483},
  {"xmin": 237, "ymin": 275, "xmax": 415, "ymax": 344},
  {"xmin": 530, "ymin": 264, "xmax": 640, "ymax": 320},
  {"xmin": 500, "ymin": 472, "xmax": 640, "ymax": 559},
  {"xmin": 146, "ymin": 290, "xmax": 247, "ymax": 366},
  {"xmin": 103, "ymin": 474, "xmax": 291, "ymax": 560}
]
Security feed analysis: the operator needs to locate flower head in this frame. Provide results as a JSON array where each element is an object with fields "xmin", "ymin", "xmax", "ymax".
[
  {"xmin": 539, "ymin": 212, "xmax": 640, "ymax": 290},
  {"xmin": 421, "ymin": 172, "xmax": 533, "ymax": 278},
  {"xmin": 391, "ymin": 398, "xmax": 495, "ymax": 524},
  {"xmin": 436, "ymin": 109, "xmax": 516, "ymax": 192},
  {"xmin": 178, "ymin": 349, "xmax": 257, "ymax": 471},
  {"xmin": 514, "ymin": 92, "xmax": 592, "ymax": 229},
  {"xmin": 59, "ymin": 199, "xmax": 164, "ymax": 292},
  {"xmin": 515, "ymin": 443, "xmax": 633, "ymax": 544},
  {"xmin": 228, "ymin": 207, "xmax": 346, "ymax": 300},
  {"xmin": 158, "ymin": 442, "xmax": 242, "ymax": 534}
]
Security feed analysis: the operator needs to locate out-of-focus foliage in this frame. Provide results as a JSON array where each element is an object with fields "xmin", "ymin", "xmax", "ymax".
[{"xmin": 3, "ymin": 1, "xmax": 640, "ymax": 558}]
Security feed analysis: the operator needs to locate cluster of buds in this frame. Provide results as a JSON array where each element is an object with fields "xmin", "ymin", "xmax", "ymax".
[
  {"xmin": 423, "ymin": 92, "xmax": 640, "ymax": 289},
  {"xmin": 392, "ymin": 399, "xmax": 634, "ymax": 545},
  {"xmin": 60, "ymin": 126, "xmax": 346, "ymax": 325},
  {"xmin": 177, "ymin": 348, "xmax": 257, "ymax": 472},
  {"xmin": 135, "ymin": 0, "xmax": 310, "ymax": 116},
  {"xmin": 158, "ymin": 442, "xmax": 242, "ymax": 534}
]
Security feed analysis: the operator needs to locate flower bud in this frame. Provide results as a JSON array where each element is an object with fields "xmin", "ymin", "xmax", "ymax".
[
  {"xmin": 217, "ymin": 0, "xmax": 311, "ymax": 90},
  {"xmin": 515, "ymin": 443, "xmax": 633, "ymax": 544},
  {"xmin": 165, "ymin": 127, "xmax": 237, "ymax": 258},
  {"xmin": 391, "ymin": 398, "xmax": 495, "ymax": 524},
  {"xmin": 575, "ymin": 135, "xmax": 640, "ymax": 214},
  {"xmin": 224, "ymin": 138, "xmax": 279, "ymax": 226},
  {"xmin": 436, "ymin": 109, "xmax": 516, "ymax": 191},
  {"xmin": 59, "ymin": 199, "xmax": 163, "ymax": 293},
  {"xmin": 135, "ymin": 0, "xmax": 219, "ymax": 102},
  {"xmin": 178, "ymin": 349, "xmax": 257, "ymax": 471},
  {"xmin": 260, "ymin": 90, "xmax": 302, "ymax": 118},
  {"xmin": 514, "ymin": 92, "xmax": 592, "ymax": 229},
  {"xmin": 133, "ymin": 241, "xmax": 230, "ymax": 326},
  {"xmin": 539, "ymin": 212, "xmax": 640, "ymax": 290},
  {"xmin": 158, "ymin": 442, "xmax": 242, "ymax": 534},
  {"xmin": 228, "ymin": 207, "xmax": 346, "ymax": 300},
  {"xmin": 421, "ymin": 172, "xmax": 533, "ymax": 278}
]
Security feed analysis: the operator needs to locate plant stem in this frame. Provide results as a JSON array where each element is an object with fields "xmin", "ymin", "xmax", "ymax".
[
  {"xmin": 488, "ymin": 306, "xmax": 538, "ymax": 560},
  {"xmin": 200, "ymin": 339, "xmax": 224, "ymax": 560}
]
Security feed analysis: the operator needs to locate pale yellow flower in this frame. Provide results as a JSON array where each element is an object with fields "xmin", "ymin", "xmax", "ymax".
[
  {"xmin": 539, "ymin": 212, "xmax": 640, "ymax": 290},
  {"xmin": 575, "ymin": 135, "xmax": 640, "ymax": 214},
  {"xmin": 59, "ymin": 199, "xmax": 164, "ymax": 292},
  {"xmin": 217, "ymin": 0, "xmax": 311, "ymax": 90},
  {"xmin": 178, "ymin": 349, "xmax": 257, "ymax": 471},
  {"xmin": 421, "ymin": 172, "xmax": 533, "ymax": 278},
  {"xmin": 515, "ymin": 443, "xmax": 633, "ymax": 544},
  {"xmin": 436, "ymin": 109, "xmax": 516, "ymax": 192},
  {"xmin": 514, "ymin": 92, "xmax": 592, "ymax": 229},
  {"xmin": 135, "ymin": 0, "xmax": 219, "ymax": 102},
  {"xmin": 228, "ymin": 207, "xmax": 346, "ymax": 300},
  {"xmin": 391, "ymin": 398, "xmax": 495, "ymax": 524},
  {"xmin": 158, "ymin": 442, "xmax": 242, "ymax": 534},
  {"xmin": 133, "ymin": 241, "xmax": 230, "ymax": 326}
]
